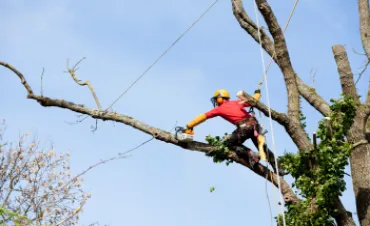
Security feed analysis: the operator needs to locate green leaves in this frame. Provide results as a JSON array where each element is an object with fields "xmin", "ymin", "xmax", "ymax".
[
  {"xmin": 205, "ymin": 134, "xmax": 233, "ymax": 166},
  {"xmin": 0, "ymin": 206, "xmax": 32, "ymax": 225},
  {"xmin": 278, "ymin": 95, "xmax": 356, "ymax": 225}
]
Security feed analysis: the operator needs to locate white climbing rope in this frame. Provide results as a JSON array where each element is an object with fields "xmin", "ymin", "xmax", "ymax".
[{"xmin": 252, "ymin": 1, "xmax": 288, "ymax": 226}]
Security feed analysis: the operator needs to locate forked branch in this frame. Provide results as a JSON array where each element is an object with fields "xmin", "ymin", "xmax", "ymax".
[{"xmin": 66, "ymin": 58, "xmax": 102, "ymax": 110}]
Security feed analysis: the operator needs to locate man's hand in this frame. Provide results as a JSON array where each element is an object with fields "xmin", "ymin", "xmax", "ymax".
[{"xmin": 185, "ymin": 125, "xmax": 194, "ymax": 135}]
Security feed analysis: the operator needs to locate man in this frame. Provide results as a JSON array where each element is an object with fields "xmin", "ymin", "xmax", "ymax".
[{"xmin": 184, "ymin": 89, "xmax": 285, "ymax": 176}]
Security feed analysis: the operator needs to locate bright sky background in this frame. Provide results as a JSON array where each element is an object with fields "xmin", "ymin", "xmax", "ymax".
[{"xmin": 0, "ymin": 0, "xmax": 368, "ymax": 225}]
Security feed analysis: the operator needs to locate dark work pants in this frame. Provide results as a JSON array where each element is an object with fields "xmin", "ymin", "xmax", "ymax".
[{"xmin": 224, "ymin": 120, "xmax": 277, "ymax": 171}]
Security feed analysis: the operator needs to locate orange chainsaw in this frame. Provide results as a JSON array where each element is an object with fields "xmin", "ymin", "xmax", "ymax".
[{"xmin": 175, "ymin": 126, "xmax": 194, "ymax": 143}]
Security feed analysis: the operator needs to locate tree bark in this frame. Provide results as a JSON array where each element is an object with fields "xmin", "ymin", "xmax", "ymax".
[
  {"xmin": 359, "ymin": 0, "xmax": 370, "ymax": 61},
  {"xmin": 231, "ymin": 1, "xmax": 356, "ymax": 225},
  {"xmin": 332, "ymin": 45, "xmax": 360, "ymax": 104},
  {"xmin": 231, "ymin": 0, "xmax": 331, "ymax": 118},
  {"xmin": 333, "ymin": 198, "xmax": 357, "ymax": 226},
  {"xmin": 332, "ymin": 45, "xmax": 370, "ymax": 226},
  {"xmin": 231, "ymin": 0, "xmax": 276, "ymax": 59},
  {"xmin": 351, "ymin": 142, "xmax": 370, "ymax": 226}
]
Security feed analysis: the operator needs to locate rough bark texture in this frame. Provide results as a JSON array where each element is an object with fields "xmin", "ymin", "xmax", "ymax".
[
  {"xmin": 332, "ymin": 45, "xmax": 370, "ymax": 226},
  {"xmin": 231, "ymin": 0, "xmax": 276, "ymax": 59},
  {"xmin": 359, "ymin": 0, "xmax": 370, "ymax": 61},
  {"xmin": 253, "ymin": 0, "xmax": 313, "ymax": 153},
  {"xmin": 332, "ymin": 45, "xmax": 360, "ymax": 104},
  {"xmin": 334, "ymin": 198, "xmax": 357, "ymax": 226},
  {"xmin": 296, "ymin": 77, "xmax": 331, "ymax": 116},
  {"xmin": 0, "ymin": 61, "xmax": 300, "ymax": 206},
  {"xmin": 351, "ymin": 143, "xmax": 370, "ymax": 226}
]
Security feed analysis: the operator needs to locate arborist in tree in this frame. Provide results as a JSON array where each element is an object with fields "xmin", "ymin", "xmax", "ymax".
[{"xmin": 184, "ymin": 89, "xmax": 286, "ymax": 176}]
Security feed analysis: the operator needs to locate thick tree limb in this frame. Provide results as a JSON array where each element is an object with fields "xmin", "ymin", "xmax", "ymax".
[
  {"xmin": 253, "ymin": 0, "xmax": 313, "ymax": 152},
  {"xmin": 296, "ymin": 77, "xmax": 331, "ymax": 116},
  {"xmin": 0, "ymin": 61, "xmax": 299, "ymax": 206},
  {"xmin": 231, "ymin": 0, "xmax": 276, "ymax": 59},
  {"xmin": 358, "ymin": 0, "xmax": 370, "ymax": 61},
  {"xmin": 231, "ymin": 0, "xmax": 331, "ymax": 118},
  {"xmin": 332, "ymin": 45, "xmax": 360, "ymax": 103},
  {"xmin": 333, "ymin": 198, "xmax": 356, "ymax": 226}
]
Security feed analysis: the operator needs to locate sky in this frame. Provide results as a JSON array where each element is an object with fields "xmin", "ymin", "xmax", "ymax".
[{"xmin": 0, "ymin": 0, "xmax": 368, "ymax": 225}]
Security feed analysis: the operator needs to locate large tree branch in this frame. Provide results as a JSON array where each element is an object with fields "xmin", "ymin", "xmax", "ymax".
[
  {"xmin": 253, "ymin": 0, "xmax": 313, "ymax": 152},
  {"xmin": 332, "ymin": 45, "xmax": 360, "ymax": 103},
  {"xmin": 333, "ymin": 198, "xmax": 356, "ymax": 226},
  {"xmin": 0, "ymin": 61, "xmax": 299, "ymax": 206},
  {"xmin": 231, "ymin": 0, "xmax": 276, "ymax": 59},
  {"xmin": 231, "ymin": 0, "xmax": 331, "ymax": 118},
  {"xmin": 296, "ymin": 77, "xmax": 331, "ymax": 116},
  {"xmin": 358, "ymin": 0, "xmax": 370, "ymax": 61}
]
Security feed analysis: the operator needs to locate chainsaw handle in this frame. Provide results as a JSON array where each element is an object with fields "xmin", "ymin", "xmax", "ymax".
[{"xmin": 185, "ymin": 129, "xmax": 194, "ymax": 135}]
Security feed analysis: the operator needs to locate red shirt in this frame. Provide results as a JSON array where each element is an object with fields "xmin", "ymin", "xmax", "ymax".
[{"xmin": 204, "ymin": 100, "xmax": 251, "ymax": 125}]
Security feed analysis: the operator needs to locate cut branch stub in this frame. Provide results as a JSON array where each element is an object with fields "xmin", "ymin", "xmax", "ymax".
[{"xmin": 332, "ymin": 45, "xmax": 359, "ymax": 104}]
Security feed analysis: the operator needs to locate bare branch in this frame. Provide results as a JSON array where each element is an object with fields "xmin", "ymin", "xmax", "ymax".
[
  {"xmin": 40, "ymin": 67, "xmax": 45, "ymax": 96},
  {"xmin": 231, "ymin": 0, "xmax": 276, "ymax": 58},
  {"xmin": 66, "ymin": 58, "xmax": 102, "ymax": 110},
  {"xmin": 296, "ymin": 77, "xmax": 331, "ymax": 116},
  {"xmin": 252, "ymin": 0, "xmax": 313, "ymax": 152},
  {"xmin": 231, "ymin": 0, "xmax": 331, "ymax": 118},
  {"xmin": 332, "ymin": 45, "xmax": 359, "ymax": 103},
  {"xmin": 333, "ymin": 197, "xmax": 356, "ymax": 226},
  {"xmin": 355, "ymin": 59, "xmax": 370, "ymax": 85},
  {"xmin": 0, "ymin": 62, "xmax": 33, "ymax": 95},
  {"xmin": 1, "ymin": 61, "xmax": 299, "ymax": 206},
  {"xmin": 358, "ymin": 0, "xmax": 370, "ymax": 61}
]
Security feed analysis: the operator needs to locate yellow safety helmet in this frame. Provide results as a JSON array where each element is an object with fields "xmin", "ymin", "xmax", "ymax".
[{"xmin": 211, "ymin": 89, "xmax": 230, "ymax": 107}]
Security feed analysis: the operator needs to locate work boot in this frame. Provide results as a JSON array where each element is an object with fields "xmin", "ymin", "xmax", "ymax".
[{"xmin": 247, "ymin": 150, "xmax": 260, "ymax": 169}]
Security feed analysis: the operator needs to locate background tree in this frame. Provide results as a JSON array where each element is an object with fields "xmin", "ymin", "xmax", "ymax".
[
  {"xmin": 1, "ymin": 0, "xmax": 369, "ymax": 226},
  {"xmin": 0, "ymin": 122, "xmax": 91, "ymax": 225}
]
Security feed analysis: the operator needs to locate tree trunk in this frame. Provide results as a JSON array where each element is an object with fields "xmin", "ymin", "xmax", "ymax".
[{"xmin": 350, "ymin": 142, "xmax": 370, "ymax": 226}]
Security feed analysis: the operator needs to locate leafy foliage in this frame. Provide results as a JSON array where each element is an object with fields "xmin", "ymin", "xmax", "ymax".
[
  {"xmin": 278, "ymin": 95, "xmax": 356, "ymax": 225},
  {"xmin": 205, "ymin": 133, "xmax": 233, "ymax": 166},
  {"xmin": 0, "ymin": 206, "xmax": 31, "ymax": 226}
]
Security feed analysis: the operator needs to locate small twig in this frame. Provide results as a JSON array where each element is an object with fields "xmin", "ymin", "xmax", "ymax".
[
  {"xmin": 310, "ymin": 68, "xmax": 318, "ymax": 89},
  {"xmin": 355, "ymin": 59, "xmax": 370, "ymax": 85},
  {"xmin": 91, "ymin": 120, "xmax": 98, "ymax": 133},
  {"xmin": 66, "ymin": 58, "xmax": 102, "ymax": 110},
  {"xmin": 40, "ymin": 67, "xmax": 45, "ymax": 96},
  {"xmin": 352, "ymin": 47, "xmax": 367, "ymax": 56}
]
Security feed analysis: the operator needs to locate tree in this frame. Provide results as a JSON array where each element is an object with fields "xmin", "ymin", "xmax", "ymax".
[
  {"xmin": 1, "ymin": 0, "xmax": 369, "ymax": 226},
  {"xmin": 0, "ymin": 122, "xmax": 90, "ymax": 225}
]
